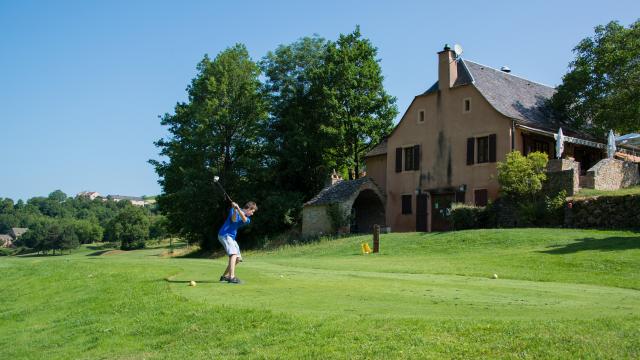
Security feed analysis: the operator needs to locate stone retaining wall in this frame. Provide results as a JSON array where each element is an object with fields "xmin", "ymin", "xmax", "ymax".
[
  {"xmin": 584, "ymin": 158, "xmax": 639, "ymax": 190},
  {"xmin": 546, "ymin": 159, "xmax": 580, "ymax": 196},
  {"xmin": 565, "ymin": 194, "xmax": 640, "ymax": 229}
]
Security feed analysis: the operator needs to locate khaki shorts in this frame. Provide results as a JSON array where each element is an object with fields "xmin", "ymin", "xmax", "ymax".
[{"xmin": 218, "ymin": 234, "xmax": 242, "ymax": 260}]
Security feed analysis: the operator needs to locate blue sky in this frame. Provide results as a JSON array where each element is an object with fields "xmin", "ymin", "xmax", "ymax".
[{"xmin": 1, "ymin": 0, "xmax": 638, "ymax": 201}]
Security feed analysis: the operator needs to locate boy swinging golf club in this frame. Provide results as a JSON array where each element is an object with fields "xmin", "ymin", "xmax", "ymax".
[{"xmin": 214, "ymin": 176, "xmax": 257, "ymax": 284}]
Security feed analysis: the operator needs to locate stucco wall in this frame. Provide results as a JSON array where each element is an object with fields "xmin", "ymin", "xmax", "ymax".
[
  {"xmin": 364, "ymin": 154, "xmax": 387, "ymax": 192},
  {"xmin": 385, "ymin": 79, "xmax": 510, "ymax": 232}
]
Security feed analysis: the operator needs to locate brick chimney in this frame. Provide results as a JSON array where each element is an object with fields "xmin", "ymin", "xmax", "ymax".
[
  {"xmin": 438, "ymin": 44, "xmax": 458, "ymax": 91},
  {"xmin": 326, "ymin": 169, "xmax": 343, "ymax": 187}
]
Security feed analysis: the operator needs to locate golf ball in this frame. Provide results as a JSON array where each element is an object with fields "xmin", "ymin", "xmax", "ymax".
[
  {"xmin": 189, "ymin": 280, "xmax": 197, "ymax": 286},
  {"xmin": 492, "ymin": 274, "xmax": 498, "ymax": 279}
]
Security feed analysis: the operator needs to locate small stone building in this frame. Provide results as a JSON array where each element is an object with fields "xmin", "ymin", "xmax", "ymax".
[
  {"xmin": 0, "ymin": 234, "xmax": 14, "ymax": 248},
  {"xmin": 302, "ymin": 177, "xmax": 386, "ymax": 237},
  {"xmin": 9, "ymin": 228, "xmax": 28, "ymax": 239}
]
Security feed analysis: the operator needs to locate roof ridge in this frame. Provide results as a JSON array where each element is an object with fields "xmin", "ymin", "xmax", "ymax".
[{"xmin": 463, "ymin": 59, "xmax": 556, "ymax": 89}]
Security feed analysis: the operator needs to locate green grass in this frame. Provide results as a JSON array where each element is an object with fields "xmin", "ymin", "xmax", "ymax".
[
  {"xmin": 574, "ymin": 185, "xmax": 640, "ymax": 198},
  {"xmin": 1, "ymin": 229, "xmax": 639, "ymax": 359}
]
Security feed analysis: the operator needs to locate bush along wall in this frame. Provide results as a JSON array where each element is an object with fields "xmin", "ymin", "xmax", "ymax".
[{"xmin": 565, "ymin": 195, "xmax": 640, "ymax": 229}]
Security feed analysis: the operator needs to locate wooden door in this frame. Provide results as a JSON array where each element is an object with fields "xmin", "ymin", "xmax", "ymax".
[
  {"xmin": 416, "ymin": 194, "xmax": 428, "ymax": 232},
  {"xmin": 431, "ymin": 193, "xmax": 455, "ymax": 231}
]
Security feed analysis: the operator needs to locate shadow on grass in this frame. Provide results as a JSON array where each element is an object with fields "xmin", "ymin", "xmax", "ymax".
[
  {"xmin": 541, "ymin": 235, "xmax": 640, "ymax": 254},
  {"xmin": 16, "ymin": 253, "xmax": 67, "ymax": 258},
  {"xmin": 164, "ymin": 278, "xmax": 219, "ymax": 284},
  {"xmin": 86, "ymin": 244, "xmax": 117, "ymax": 251},
  {"xmin": 86, "ymin": 250, "xmax": 112, "ymax": 256}
]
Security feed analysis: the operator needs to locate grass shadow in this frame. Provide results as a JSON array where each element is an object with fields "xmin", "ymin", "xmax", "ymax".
[
  {"xmin": 16, "ymin": 253, "xmax": 67, "ymax": 258},
  {"xmin": 540, "ymin": 236, "xmax": 640, "ymax": 254},
  {"xmin": 86, "ymin": 250, "xmax": 112, "ymax": 256},
  {"xmin": 164, "ymin": 278, "xmax": 219, "ymax": 284}
]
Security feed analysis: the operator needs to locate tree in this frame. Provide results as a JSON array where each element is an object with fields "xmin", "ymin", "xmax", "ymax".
[
  {"xmin": 261, "ymin": 35, "xmax": 333, "ymax": 198},
  {"xmin": 497, "ymin": 151, "xmax": 548, "ymax": 200},
  {"xmin": 551, "ymin": 20, "xmax": 640, "ymax": 137},
  {"xmin": 313, "ymin": 26, "xmax": 397, "ymax": 179},
  {"xmin": 48, "ymin": 190, "xmax": 68, "ymax": 203},
  {"xmin": 150, "ymin": 44, "xmax": 267, "ymax": 249},
  {"xmin": 149, "ymin": 215, "xmax": 169, "ymax": 240},
  {"xmin": 72, "ymin": 219, "xmax": 104, "ymax": 244},
  {"xmin": 58, "ymin": 222, "xmax": 80, "ymax": 252},
  {"xmin": 105, "ymin": 206, "xmax": 150, "ymax": 250}
]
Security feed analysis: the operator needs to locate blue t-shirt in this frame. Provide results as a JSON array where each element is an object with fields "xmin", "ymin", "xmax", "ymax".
[{"xmin": 218, "ymin": 208, "xmax": 251, "ymax": 240}]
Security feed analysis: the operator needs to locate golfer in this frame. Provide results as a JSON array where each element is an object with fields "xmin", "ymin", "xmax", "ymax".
[{"xmin": 218, "ymin": 201, "xmax": 257, "ymax": 284}]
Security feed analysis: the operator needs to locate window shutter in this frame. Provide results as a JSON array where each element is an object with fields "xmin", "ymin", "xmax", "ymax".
[
  {"xmin": 466, "ymin": 138, "xmax": 475, "ymax": 165},
  {"xmin": 413, "ymin": 145, "xmax": 420, "ymax": 170},
  {"xmin": 395, "ymin": 147, "xmax": 402, "ymax": 173},
  {"xmin": 489, "ymin": 134, "xmax": 497, "ymax": 162}
]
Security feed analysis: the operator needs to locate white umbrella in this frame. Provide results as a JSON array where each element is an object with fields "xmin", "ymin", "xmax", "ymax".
[
  {"xmin": 555, "ymin": 128, "xmax": 564, "ymax": 159},
  {"xmin": 617, "ymin": 133, "xmax": 640, "ymax": 148},
  {"xmin": 607, "ymin": 129, "xmax": 617, "ymax": 158}
]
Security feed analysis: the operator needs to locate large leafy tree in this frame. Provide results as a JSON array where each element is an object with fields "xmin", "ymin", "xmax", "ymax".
[
  {"xmin": 150, "ymin": 44, "xmax": 267, "ymax": 249},
  {"xmin": 551, "ymin": 20, "xmax": 640, "ymax": 136},
  {"xmin": 261, "ymin": 36, "xmax": 331, "ymax": 198},
  {"xmin": 314, "ymin": 26, "xmax": 397, "ymax": 179},
  {"xmin": 105, "ymin": 205, "xmax": 150, "ymax": 250}
]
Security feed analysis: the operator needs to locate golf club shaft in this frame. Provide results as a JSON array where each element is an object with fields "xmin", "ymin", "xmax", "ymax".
[{"xmin": 215, "ymin": 180, "xmax": 233, "ymax": 203}]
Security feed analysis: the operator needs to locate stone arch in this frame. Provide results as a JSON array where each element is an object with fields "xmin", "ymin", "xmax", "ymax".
[
  {"xmin": 349, "ymin": 189, "xmax": 385, "ymax": 233},
  {"xmin": 344, "ymin": 179, "xmax": 386, "ymax": 234},
  {"xmin": 302, "ymin": 177, "xmax": 386, "ymax": 236}
]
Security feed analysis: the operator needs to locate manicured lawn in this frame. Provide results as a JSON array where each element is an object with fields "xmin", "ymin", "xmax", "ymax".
[
  {"xmin": 1, "ymin": 229, "xmax": 639, "ymax": 359},
  {"xmin": 574, "ymin": 185, "xmax": 640, "ymax": 198}
]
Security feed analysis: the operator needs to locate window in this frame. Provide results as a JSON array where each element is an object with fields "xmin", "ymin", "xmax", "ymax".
[
  {"xmin": 467, "ymin": 134, "xmax": 496, "ymax": 165},
  {"xmin": 474, "ymin": 189, "xmax": 488, "ymax": 206},
  {"xmin": 404, "ymin": 147, "xmax": 414, "ymax": 171},
  {"xmin": 397, "ymin": 145, "xmax": 420, "ymax": 172},
  {"xmin": 533, "ymin": 140, "xmax": 550, "ymax": 155},
  {"xmin": 477, "ymin": 136, "xmax": 489, "ymax": 163},
  {"xmin": 401, "ymin": 195, "xmax": 412, "ymax": 214},
  {"xmin": 463, "ymin": 98, "xmax": 471, "ymax": 113},
  {"xmin": 418, "ymin": 110, "xmax": 425, "ymax": 123}
]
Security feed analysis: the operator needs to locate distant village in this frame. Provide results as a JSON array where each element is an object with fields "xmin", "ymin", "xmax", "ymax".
[
  {"xmin": 75, "ymin": 191, "xmax": 156, "ymax": 207},
  {"xmin": 0, "ymin": 191, "xmax": 156, "ymax": 249}
]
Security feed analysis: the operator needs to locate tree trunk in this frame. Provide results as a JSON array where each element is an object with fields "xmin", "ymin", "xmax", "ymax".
[{"xmin": 354, "ymin": 141, "xmax": 359, "ymax": 179}]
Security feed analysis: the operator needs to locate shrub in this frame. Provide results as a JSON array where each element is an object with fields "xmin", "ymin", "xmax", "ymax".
[
  {"xmin": 450, "ymin": 203, "xmax": 493, "ymax": 230},
  {"xmin": 326, "ymin": 203, "xmax": 351, "ymax": 233},
  {"xmin": 497, "ymin": 151, "xmax": 548, "ymax": 199},
  {"xmin": 542, "ymin": 190, "xmax": 567, "ymax": 226}
]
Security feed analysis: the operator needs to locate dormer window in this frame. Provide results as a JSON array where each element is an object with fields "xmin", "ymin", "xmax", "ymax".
[{"xmin": 463, "ymin": 98, "xmax": 471, "ymax": 113}]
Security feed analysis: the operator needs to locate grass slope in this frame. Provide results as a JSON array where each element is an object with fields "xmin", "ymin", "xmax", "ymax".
[{"xmin": 1, "ymin": 229, "xmax": 639, "ymax": 359}]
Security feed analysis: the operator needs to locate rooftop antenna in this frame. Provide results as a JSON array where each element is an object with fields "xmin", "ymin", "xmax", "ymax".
[{"xmin": 453, "ymin": 44, "xmax": 463, "ymax": 58}]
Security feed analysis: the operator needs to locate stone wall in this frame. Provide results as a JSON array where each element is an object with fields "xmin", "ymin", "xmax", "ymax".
[
  {"xmin": 301, "ymin": 205, "xmax": 333, "ymax": 236},
  {"xmin": 546, "ymin": 159, "xmax": 580, "ymax": 196},
  {"xmin": 584, "ymin": 158, "xmax": 640, "ymax": 190},
  {"xmin": 565, "ymin": 195, "xmax": 640, "ymax": 229}
]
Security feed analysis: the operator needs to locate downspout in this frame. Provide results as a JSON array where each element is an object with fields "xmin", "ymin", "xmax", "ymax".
[{"xmin": 511, "ymin": 120, "xmax": 516, "ymax": 151}]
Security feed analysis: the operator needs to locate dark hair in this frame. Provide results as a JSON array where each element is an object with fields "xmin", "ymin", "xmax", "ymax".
[{"xmin": 244, "ymin": 201, "xmax": 258, "ymax": 211}]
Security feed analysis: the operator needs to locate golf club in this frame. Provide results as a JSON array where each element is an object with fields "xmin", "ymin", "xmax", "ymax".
[{"xmin": 213, "ymin": 175, "xmax": 233, "ymax": 203}]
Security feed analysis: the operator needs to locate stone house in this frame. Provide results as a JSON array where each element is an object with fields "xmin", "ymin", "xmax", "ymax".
[
  {"xmin": 302, "ymin": 176, "xmax": 385, "ymax": 237},
  {"xmin": 363, "ymin": 45, "xmax": 608, "ymax": 232},
  {"xmin": 77, "ymin": 191, "xmax": 102, "ymax": 200},
  {"xmin": 107, "ymin": 195, "xmax": 149, "ymax": 207}
]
